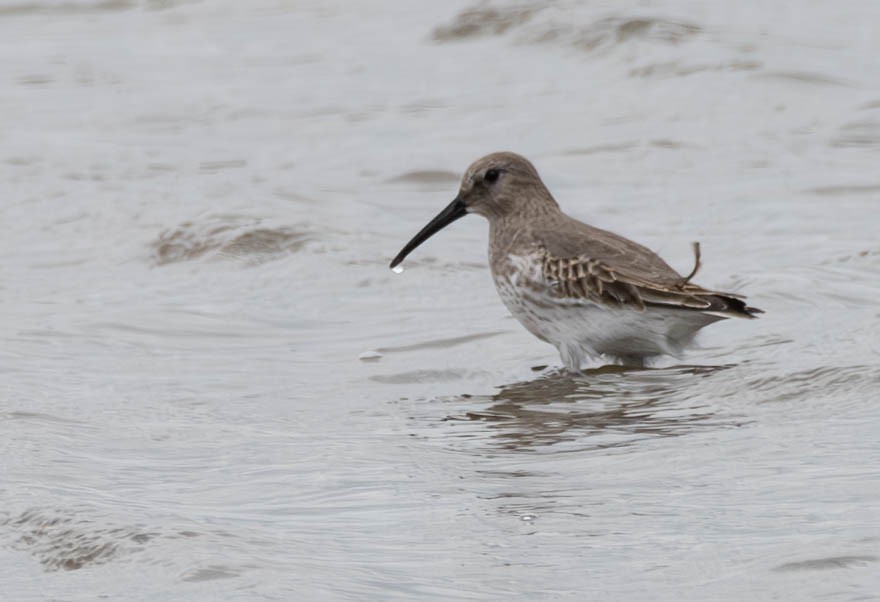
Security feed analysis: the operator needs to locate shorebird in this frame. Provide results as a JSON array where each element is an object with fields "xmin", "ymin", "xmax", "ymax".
[{"xmin": 390, "ymin": 152, "xmax": 761, "ymax": 370}]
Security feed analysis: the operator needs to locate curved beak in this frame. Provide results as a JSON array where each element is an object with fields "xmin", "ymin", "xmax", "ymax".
[{"xmin": 390, "ymin": 196, "xmax": 467, "ymax": 269}]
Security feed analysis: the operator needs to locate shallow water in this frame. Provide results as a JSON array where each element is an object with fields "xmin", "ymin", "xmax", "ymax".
[{"xmin": 2, "ymin": 0, "xmax": 879, "ymax": 599}]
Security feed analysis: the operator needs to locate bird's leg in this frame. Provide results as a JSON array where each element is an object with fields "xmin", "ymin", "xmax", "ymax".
[{"xmin": 558, "ymin": 344, "xmax": 585, "ymax": 373}]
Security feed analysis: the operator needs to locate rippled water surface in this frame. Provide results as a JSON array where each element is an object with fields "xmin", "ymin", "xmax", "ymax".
[{"xmin": 2, "ymin": 1, "xmax": 879, "ymax": 599}]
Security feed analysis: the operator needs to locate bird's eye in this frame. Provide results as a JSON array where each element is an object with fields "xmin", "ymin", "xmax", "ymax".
[{"xmin": 484, "ymin": 168, "xmax": 500, "ymax": 183}]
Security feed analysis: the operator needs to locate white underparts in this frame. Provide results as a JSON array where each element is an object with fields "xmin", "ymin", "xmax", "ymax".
[{"xmin": 494, "ymin": 253, "xmax": 721, "ymax": 370}]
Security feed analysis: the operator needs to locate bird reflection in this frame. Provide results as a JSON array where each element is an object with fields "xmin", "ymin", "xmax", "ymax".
[{"xmin": 446, "ymin": 364, "xmax": 738, "ymax": 451}]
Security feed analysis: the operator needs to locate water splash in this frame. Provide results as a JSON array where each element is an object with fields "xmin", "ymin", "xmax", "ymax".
[{"xmin": 391, "ymin": 264, "xmax": 404, "ymax": 274}]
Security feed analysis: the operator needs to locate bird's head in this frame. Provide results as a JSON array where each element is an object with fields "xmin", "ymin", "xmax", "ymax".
[{"xmin": 390, "ymin": 152, "xmax": 557, "ymax": 269}]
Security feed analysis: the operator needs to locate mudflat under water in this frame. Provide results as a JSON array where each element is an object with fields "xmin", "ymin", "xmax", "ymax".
[{"xmin": 2, "ymin": 1, "xmax": 879, "ymax": 600}]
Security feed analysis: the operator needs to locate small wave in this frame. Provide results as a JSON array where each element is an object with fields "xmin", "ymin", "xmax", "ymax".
[
  {"xmin": 0, "ymin": 509, "xmax": 162, "ymax": 571},
  {"xmin": 747, "ymin": 364, "xmax": 880, "ymax": 405},
  {"xmin": 0, "ymin": 0, "xmax": 190, "ymax": 16},
  {"xmin": 433, "ymin": 5, "xmax": 701, "ymax": 54},
  {"xmin": 831, "ymin": 118, "xmax": 880, "ymax": 149},
  {"xmin": 806, "ymin": 183, "xmax": 880, "ymax": 196},
  {"xmin": 180, "ymin": 565, "xmax": 240, "ymax": 582},
  {"xmin": 151, "ymin": 217, "xmax": 313, "ymax": 266},
  {"xmin": 629, "ymin": 60, "xmax": 760, "ymax": 79},
  {"xmin": 370, "ymin": 369, "xmax": 468, "ymax": 384},
  {"xmin": 0, "ymin": 1, "xmax": 132, "ymax": 16},
  {"xmin": 386, "ymin": 170, "xmax": 460, "ymax": 185},
  {"xmin": 752, "ymin": 70, "xmax": 852, "ymax": 87},
  {"xmin": 569, "ymin": 16, "xmax": 700, "ymax": 51},
  {"xmin": 376, "ymin": 331, "xmax": 506, "ymax": 354},
  {"xmin": 0, "ymin": 0, "xmax": 198, "ymax": 18},
  {"xmin": 774, "ymin": 555, "xmax": 877, "ymax": 572},
  {"xmin": 432, "ymin": 4, "xmax": 537, "ymax": 41},
  {"xmin": 563, "ymin": 142, "xmax": 637, "ymax": 156}
]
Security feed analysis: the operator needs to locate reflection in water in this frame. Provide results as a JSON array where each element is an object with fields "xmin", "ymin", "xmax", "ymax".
[{"xmin": 442, "ymin": 365, "xmax": 741, "ymax": 451}]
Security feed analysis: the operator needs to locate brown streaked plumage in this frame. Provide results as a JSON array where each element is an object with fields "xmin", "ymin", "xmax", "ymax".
[{"xmin": 390, "ymin": 152, "xmax": 762, "ymax": 370}]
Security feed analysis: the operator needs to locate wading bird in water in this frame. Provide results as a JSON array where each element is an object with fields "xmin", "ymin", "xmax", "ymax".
[{"xmin": 390, "ymin": 152, "xmax": 761, "ymax": 371}]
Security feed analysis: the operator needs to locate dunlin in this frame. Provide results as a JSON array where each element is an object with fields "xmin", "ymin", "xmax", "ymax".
[{"xmin": 390, "ymin": 152, "xmax": 761, "ymax": 370}]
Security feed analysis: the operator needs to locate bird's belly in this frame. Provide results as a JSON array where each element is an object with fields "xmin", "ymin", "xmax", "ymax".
[{"xmin": 493, "ymin": 276, "xmax": 713, "ymax": 364}]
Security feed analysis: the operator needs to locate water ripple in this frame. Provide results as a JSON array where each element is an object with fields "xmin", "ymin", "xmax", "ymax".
[{"xmin": 151, "ymin": 217, "xmax": 314, "ymax": 266}]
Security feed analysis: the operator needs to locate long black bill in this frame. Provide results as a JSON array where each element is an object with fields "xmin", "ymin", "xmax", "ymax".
[{"xmin": 389, "ymin": 196, "xmax": 468, "ymax": 269}]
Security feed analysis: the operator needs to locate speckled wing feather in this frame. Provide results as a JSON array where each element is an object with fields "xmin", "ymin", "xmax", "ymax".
[
  {"xmin": 532, "ymin": 216, "xmax": 761, "ymax": 317},
  {"xmin": 541, "ymin": 253, "xmax": 645, "ymax": 308},
  {"xmin": 540, "ymin": 249, "xmax": 761, "ymax": 317}
]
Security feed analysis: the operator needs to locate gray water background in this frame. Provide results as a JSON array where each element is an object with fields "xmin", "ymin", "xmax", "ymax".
[{"xmin": 1, "ymin": 0, "xmax": 879, "ymax": 599}]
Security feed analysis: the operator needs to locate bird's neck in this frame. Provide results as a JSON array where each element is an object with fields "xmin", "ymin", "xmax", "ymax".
[{"xmin": 489, "ymin": 209, "xmax": 555, "ymax": 264}]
